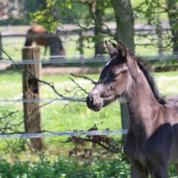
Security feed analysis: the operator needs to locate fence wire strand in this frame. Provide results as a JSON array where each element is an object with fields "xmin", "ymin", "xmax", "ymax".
[{"xmin": 0, "ymin": 130, "xmax": 128, "ymax": 139}]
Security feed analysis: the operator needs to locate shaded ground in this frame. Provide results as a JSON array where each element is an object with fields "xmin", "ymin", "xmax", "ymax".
[
  {"xmin": 0, "ymin": 61, "xmax": 178, "ymax": 75},
  {"xmin": 41, "ymin": 66, "xmax": 102, "ymax": 75},
  {"xmin": 0, "ymin": 63, "xmax": 102, "ymax": 75}
]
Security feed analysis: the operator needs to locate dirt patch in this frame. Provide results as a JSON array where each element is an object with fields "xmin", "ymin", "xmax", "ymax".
[
  {"xmin": 41, "ymin": 67, "xmax": 102, "ymax": 75},
  {"xmin": 0, "ymin": 64, "xmax": 102, "ymax": 75}
]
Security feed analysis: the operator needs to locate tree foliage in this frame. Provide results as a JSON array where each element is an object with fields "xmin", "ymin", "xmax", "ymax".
[
  {"xmin": 134, "ymin": 0, "xmax": 178, "ymax": 53},
  {"xmin": 32, "ymin": 0, "xmax": 92, "ymax": 32}
]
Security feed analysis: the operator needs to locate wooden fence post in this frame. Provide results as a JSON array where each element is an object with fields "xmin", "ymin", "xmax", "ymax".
[{"xmin": 22, "ymin": 47, "xmax": 43, "ymax": 151}]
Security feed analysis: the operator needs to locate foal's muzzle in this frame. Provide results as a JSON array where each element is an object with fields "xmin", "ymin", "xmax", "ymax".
[{"xmin": 86, "ymin": 94, "xmax": 103, "ymax": 111}]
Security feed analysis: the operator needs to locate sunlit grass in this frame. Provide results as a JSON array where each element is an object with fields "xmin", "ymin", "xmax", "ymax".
[
  {"xmin": 0, "ymin": 70, "xmax": 177, "ymax": 132},
  {"xmin": 0, "ymin": 70, "xmax": 120, "ymax": 133},
  {"xmin": 155, "ymin": 72, "xmax": 178, "ymax": 96},
  {"xmin": 0, "ymin": 70, "xmax": 177, "ymax": 157}
]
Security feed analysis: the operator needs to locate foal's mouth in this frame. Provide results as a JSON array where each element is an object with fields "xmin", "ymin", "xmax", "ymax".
[
  {"xmin": 86, "ymin": 95, "xmax": 116, "ymax": 112},
  {"xmin": 102, "ymin": 95, "xmax": 116, "ymax": 106},
  {"xmin": 86, "ymin": 99, "xmax": 103, "ymax": 111},
  {"xmin": 87, "ymin": 103, "xmax": 103, "ymax": 112}
]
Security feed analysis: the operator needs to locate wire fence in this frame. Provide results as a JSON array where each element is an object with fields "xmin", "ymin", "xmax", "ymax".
[
  {"xmin": 0, "ymin": 53, "xmax": 178, "ymax": 66},
  {"xmin": 0, "ymin": 47, "xmax": 123, "ymax": 142},
  {"xmin": 0, "ymin": 29, "xmax": 178, "ymax": 142},
  {"xmin": 0, "ymin": 130, "xmax": 128, "ymax": 139},
  {"xmin": 0, "ymin": 22, "xmax": 175, "ymax": 61},
  {"xmin": 0, "ymin": 98, "xmax": 70, "ymax": 104}
]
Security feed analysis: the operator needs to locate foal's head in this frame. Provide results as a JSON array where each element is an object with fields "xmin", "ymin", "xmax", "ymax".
[{"xmin": 86, "ymin": 41, "xmax": 132, "ymax": 111}]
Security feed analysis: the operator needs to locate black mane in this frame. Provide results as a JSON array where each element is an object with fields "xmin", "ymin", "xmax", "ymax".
[{"xmin": 137, "ymin": 60, "xmax": 166, "ymax": 105}]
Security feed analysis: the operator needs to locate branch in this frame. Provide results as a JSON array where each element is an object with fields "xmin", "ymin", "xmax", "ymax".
[
  {"xmin": 0, "ymin": 111, "xmax": 18, "ymax": 121},
  {"xmin": 1, "ymin": 48, "xmax": 85, "ymax": 103},
  {"xmin": 69, "ymin": 76, "xmax": 89, "ymax": 94},
  {"xmin": 70, "ymin": 73, "xmax": 97, "ymax": 84}
]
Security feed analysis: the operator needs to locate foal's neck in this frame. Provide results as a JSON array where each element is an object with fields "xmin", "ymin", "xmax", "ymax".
[{"xmin": 126, "ymin": 67, "xmax": 160, "ymax": 137}]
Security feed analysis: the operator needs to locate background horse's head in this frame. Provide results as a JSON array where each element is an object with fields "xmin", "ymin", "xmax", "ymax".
[{"xmin": 86, "ymin": 41, "xmax": 132, "ymax": 111}]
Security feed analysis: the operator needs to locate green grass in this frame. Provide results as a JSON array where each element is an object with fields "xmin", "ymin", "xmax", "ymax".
[
  {"xmin": 0, "ymin": 70, "xmax": 121, "ymax": 155},
  {"xmin": 0, "ymin": 156, "xmax": 131, "ymax": 178},
  {"xmin": 155, "ymin": 72, "xmax": 178, "ymax": 96},
  {"xmin": 0, "ymin": 70, "xmax": 178, "ymax": 158},
  {"xmin": 0, "ymin": 156, "xmax": 177, "ymax": 178},
  {"xmin": 0, "ymin": 70, "xmax": 177, "ymax": 134}
]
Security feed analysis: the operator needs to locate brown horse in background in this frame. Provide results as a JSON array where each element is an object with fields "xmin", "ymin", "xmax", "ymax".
[
  {"xmin": 86, "ymin": 41, "xmax": 178, "ymax": 177},
  {"xmin": 24, "ymin": 24, "xmax": 65, "ymax": 56}
]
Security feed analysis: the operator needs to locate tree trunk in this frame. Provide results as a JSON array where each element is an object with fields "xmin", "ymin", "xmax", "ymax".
[
  {"xmin": 94, "ymin": 1, "xmax": 104, "ymax": 56},
  {"xmin": 88, "ymin": 1, "xmax": 104, "ymax": 56},
  {"xmin": 155, "ymin": 19, "xmax": 164, "ymax": 57},
  {"xmin": 111, "ymin": 0, "xmax": 135, "ymax": 130},
  {"xmin": 111, "ymin": 0, "xmax": 135, "ymax": 52},
  {"xmin": 166, "ymin": 0, "xmax": 178, "ymax": 53}
]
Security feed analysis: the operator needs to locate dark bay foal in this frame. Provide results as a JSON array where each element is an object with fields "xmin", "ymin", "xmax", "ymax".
[{"xmin": 86, "ymin": 41, "xmax": 178, "ymax": 178}]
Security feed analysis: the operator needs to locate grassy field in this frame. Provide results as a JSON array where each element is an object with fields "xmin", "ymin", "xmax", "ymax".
[
  {"xmin": 0, "ymin": 69, "xmax": 177, "ymax": 177},
  {"xmin": 0, "ymin": 70, "xmax": 178, "ymax": 133},
  {"xmin": 0, "ymin": 70, "xmax": 178, "ymax": 122},
  {"xmin": 0, "ymin": 69, "xmax": 178, "ymax": 160},
  {"xmin": 0, "ymin": 69, "xmax": 122, "ymax": 159},
  {"xmin": 0, "ymin": 70, "xmax": 121, "ymax": 132}
]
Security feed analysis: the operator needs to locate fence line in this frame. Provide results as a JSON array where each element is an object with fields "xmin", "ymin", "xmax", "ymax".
[
  {"xmin": 0, "ymin": 47, "xmax": 178, "ymax": 143},
  {"xmin": 0, "ymin": 98, "xmax": 82, "ymax": 103},
  {"xmin": 0, "ymin": 56, "xmax": 107, "ymax": 65},
  {"xmin": 0, "ymin": 129, "xmax": 128, "ymax": 139}
]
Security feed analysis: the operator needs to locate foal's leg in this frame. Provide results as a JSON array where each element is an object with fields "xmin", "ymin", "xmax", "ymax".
[
  {"xmin": 131, "ymin": 162, "xmax": 149, "ymax": 178},
  {"xmin": 149, "ymin": 163, "xmax": 168, "ymax": 178},
  {"xmin": 131, "ymin": 168, "xmax": 149, "ymax": 178}
]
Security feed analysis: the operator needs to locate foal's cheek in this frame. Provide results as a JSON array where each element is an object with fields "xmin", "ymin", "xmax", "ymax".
[{"xmin": 115, "ymin": 78, "xmax": 124, "ymax": 91}]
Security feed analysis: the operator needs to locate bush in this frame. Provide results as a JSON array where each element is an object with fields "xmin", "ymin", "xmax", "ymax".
[
  {"xmin": 0, "ymin": 156, "xmax": 176, "ymax": 178},
  {"xmin": 0, "ymin": 156, "xmax": 130, "ymax": 178}
]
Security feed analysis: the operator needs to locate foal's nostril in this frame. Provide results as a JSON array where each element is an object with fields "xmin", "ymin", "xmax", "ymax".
[
  {"xmin": 87, "ymin": 94, "xmax": 94, "ymax": 104},
  {"xmin": 86, "ymin": 94, "xmax": 103, "ymax": 111},
  {"xmin": 89, "ymin": 95, "xmax": 94, "ymax": 102},
  {"xmin": 86, "ymin": 95, "xmax": 92, "ymax": 105}
]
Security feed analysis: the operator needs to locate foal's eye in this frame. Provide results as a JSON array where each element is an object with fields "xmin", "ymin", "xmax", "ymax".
[
  {"xmin": 120, "ymin": 70, "xmax": 127, "ymax": 74},
  {"xmin": 112, "ymin": 70, "xmax": 127, "ymax": 78}
]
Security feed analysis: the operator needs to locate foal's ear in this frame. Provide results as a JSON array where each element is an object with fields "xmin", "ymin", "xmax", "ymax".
[
  {"xmin": 117, "ymin": 41, "xmax": 127, "ymax": 59},
  {"xmin": 105, "ymin": 41, "xmax": 118, "ymax": 57}
]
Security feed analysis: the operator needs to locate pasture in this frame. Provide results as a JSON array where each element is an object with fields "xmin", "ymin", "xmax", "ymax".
[
  {"xmin": 0, "ymin": 70, "xmax": 178, "ymax": 150},
  {"xmin": 0, "ymin": 32, "xmax": 177, "ymax": 177},
  {"xmin": 0, "ymin": 0, "xmax": 177, "ymax": 176},
  {"xmin": 0, "ymin": 69, "xmax": 178, "ymax": 177}
]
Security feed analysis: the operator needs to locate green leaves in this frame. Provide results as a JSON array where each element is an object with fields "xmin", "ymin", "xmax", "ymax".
[
  {"xmin": 0, "ymin": 157, "xmax": 131, "ymax": 178},
  {"xmin": 134, "ymin": 0, "xmax": 167, "ymax": 24},
  {"xmin": 32, "ymin": 0, "xmax": 60, "ymax": 32}
]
